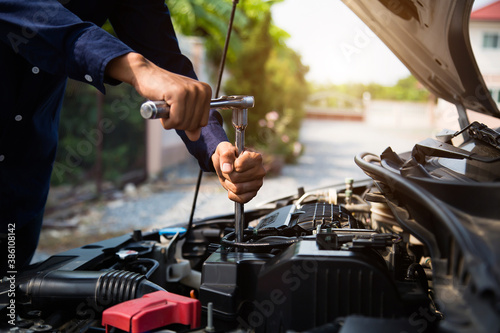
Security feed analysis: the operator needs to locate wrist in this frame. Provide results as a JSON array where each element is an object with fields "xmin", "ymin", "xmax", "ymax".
[{"xmin": 105, "ymin": 52, "xmax": 150, "ymax": 87}]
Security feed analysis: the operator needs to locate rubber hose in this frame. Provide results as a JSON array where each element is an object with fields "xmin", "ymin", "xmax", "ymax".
[{"xmin": 18, "ymin": 269, "xmax": 164, "ymax": 310}]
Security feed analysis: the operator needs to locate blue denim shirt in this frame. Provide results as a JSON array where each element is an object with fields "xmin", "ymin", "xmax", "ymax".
[{"xmin": 0, "ymin": 0, "xmax": 228, "ymax": 234}]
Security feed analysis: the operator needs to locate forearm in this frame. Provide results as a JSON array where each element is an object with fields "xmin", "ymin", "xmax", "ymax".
[
  {"xmin": 105, "ymin": 52, "xmax": 149, "ymax": 88},
  {"xmin": 109, "ymin": 52, "xmax": 223, "ymax": 163}
]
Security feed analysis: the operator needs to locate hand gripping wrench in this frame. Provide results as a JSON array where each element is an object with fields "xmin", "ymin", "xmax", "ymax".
[{"xmin": 140, "ymin": 95, "xmax": 255, "ymax": 244}]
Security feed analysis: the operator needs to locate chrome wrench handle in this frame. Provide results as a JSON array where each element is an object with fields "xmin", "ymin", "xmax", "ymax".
[
  {"xmin": 140, "ymin": 95, "xmax": 254, "ymax": 119},
  {"xmin": 140, "ymin": 95, "xmax": 254, "ymax": 245}
]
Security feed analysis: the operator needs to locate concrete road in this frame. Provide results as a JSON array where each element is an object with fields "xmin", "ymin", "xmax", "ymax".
[
  {"xmin": 143, "ymin": 107, "xmax": 436, "ymax": 231},
  {"xmin": 34, "ymin": 104, "xmax": 437, "ymax": 261}
]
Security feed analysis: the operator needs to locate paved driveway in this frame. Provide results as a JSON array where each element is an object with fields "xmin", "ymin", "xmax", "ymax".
[
  {"xmin": 119, "ymin": 112, "xmax": 435, "ymax": 232},
  {"xmin": 35, "ymin": 107, "xmax": 436, "ymax": 261}
]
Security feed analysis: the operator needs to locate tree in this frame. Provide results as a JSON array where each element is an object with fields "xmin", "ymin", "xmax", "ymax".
[
  {"xmin": 53, "ymin": 81, "xmax": 145, "ymax": 187},
  {"xmin": 165, "ymin": 0, "xmax": 247, "ymax": 64},
  {"xmin": 312, "ymin": 75, "xmax": 429, "ymax": 102},
  {"xmin": 221, "ymin": 3, "xmax": 309, "ymax": 164},
  {"xmin": 169, "ymin": 0, "xmax": 310, "ymax": 166}
]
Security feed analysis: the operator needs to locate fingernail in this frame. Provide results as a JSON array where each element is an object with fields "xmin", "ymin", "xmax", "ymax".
[{"xmin": 222, "ymin": 163, "xmax": 232, "ymax": 173}]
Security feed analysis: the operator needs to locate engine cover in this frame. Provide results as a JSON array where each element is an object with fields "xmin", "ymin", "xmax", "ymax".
[{"xmin": 200, "ymin": 204, "xmax": 429, "ymax": 332}]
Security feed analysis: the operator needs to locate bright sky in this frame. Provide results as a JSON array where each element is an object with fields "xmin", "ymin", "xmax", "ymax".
[{"xmin": 271, "ymin": 0, "xmax": 497, "ymax": 85}]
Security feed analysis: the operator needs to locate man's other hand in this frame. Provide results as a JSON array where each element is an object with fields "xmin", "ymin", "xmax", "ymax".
[{"xmin": 212, "ymin": 142, "xmax": 266, "ymax": 204}]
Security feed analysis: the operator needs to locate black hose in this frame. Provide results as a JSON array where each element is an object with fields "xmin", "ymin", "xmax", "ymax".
[
  {"xmin": 355, "ymin": 152, "xmax": 445, "ymax": 257},
  {"xmin": 19, "ymin": 270, "xmax": 164, "ymax": 310},
  {"xmin": 355, "ymin": 151, "xmax": 482, "ymax": 261}
]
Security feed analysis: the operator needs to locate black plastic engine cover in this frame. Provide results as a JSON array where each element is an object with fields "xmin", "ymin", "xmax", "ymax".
[
  {"xmin": 201, "ymin": 238, "xmax": 428, "ymax": 332},
  {"xmin": 199, "ymin": 250, "xmax": 274, "ymax": 329}
]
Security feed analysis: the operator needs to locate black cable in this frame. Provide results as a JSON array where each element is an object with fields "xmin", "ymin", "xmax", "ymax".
[
  {"xmin": 215, "ymin": 0, "xmax": 239, "ymax": 97},
  {"xmin": 181, "ymin": 0, "xmax": 240, "ymax": 241},
  {"xmin": 221, "ymin": 231, "xmax": 300, "ymax": 250},
  {"xmin": 180, "ymin": 168, "xmax": 203, "ymax": 240}
]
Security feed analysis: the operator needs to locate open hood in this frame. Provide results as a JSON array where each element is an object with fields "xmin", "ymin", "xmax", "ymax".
[{"xmin": 342, "ymin": 0, "xmax": 500, "ymax": 118}]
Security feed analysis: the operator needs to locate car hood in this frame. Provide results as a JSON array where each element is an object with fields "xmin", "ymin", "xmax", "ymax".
[{"xmin": 342, "ymin": 0, "xmax": 500, "ymax": 118}]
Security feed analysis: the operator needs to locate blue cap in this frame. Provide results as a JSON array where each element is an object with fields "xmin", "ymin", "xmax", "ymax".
[{"xmin": 159, "ymin": 227, "xmax": 187, "ymax": 236}]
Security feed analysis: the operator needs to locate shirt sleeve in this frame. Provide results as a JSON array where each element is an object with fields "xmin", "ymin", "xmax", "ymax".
[
  {"xmin": 108, "ymin": 0, "xmax": 230, "ymax": 172},
  {"xmin": 108, "ymin": 0, "xmax": 198, "ymax": 79},
  {"xmin": 0, "ymin": 0, "xmax": 133, "ymax": 93},
  {"xmin": 0, "ymin": 0, "xmax": 230, "ymax": 171},
  {"xmin": 176, "ymin": 110, "xmax": 229, "ymax": 172}
]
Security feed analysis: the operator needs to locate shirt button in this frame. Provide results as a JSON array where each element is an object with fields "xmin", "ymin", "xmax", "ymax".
[
  {"xmin": 84, "ymin": 74, "xmax": 93, "ymax": 82},
  {"xmin": 15, "ymin": 115, "xmax": 22, "ymax": 121},
  {"xmin": 0, "ymin": 155, "xmax": 4, "ymax": 162},
  {"xmin": 32, "ymin": 66, "xmax": 40, "ymax": 74}
]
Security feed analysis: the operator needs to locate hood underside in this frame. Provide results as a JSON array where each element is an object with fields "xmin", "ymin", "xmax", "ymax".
[{"xmin": 342, "ymin": 0, "xmax": 500, "ymax": 118}]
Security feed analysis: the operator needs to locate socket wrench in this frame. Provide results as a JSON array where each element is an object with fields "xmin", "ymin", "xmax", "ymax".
[
  {"xmin": 139, "ymin": 95, "xmax": 254, "ymax": 244},
  {"xmin": 140, "ymin": 95, "xmax": 254, "ymax": 119}
]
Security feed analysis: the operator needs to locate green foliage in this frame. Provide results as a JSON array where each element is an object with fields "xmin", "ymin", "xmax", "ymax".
[
  {"xmin": 221, "ymin": 3, "xmax": 309, "ymax": 164},
  {"xmin": 313, "ymin": 75, "xmax": 430, "ymax": 102},
  {"xmin": 50, "ymin": 19, "xmax": 147, "ymax": 187},
  {"xmin": 55, "ymin": 1, "xmax": 310, "ymax": 188},
  {"xmin": 167, "ymin": 0, "xmax": 308, "ymax": 165},
  {"xmin": 52, "ymin": 81, "xmax": 145, "ymax": 186},
  {"xmin": 390, "ymin": 75, "xmax": 430, "ymax": 101},
  {"xmin": 224, "ymin": 12, "xmax": 274, "ymax": 147},
  {"xmin": 166, "ymin": 0, "xmax": 247, "ymax": 63}
]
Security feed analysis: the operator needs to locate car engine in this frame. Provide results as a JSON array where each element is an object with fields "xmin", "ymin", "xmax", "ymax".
[
  {"xmin": 5, "ymin": 135, "xmax": 498, "ymax": 333},
  {"xmin": 4, "ymin": 0, "xmax": 500, "ymax": 331}
]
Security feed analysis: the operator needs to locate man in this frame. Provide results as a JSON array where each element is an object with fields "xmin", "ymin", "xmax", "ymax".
[{"xmin": 0, "ymin": 0, "xmax": 266, "ymax": 273}]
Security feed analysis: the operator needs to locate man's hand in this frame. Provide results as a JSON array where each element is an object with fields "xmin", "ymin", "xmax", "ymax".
[
  {"xmin": 105, "ymin": 52, "xmax": 211, "ymax": 141},
  {"xmin": 212, "ymin": 142, "xmax": 266, "ymax": 204}
]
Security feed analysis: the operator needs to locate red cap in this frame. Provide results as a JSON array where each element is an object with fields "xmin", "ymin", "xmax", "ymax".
[{"xmin": 102, "ymin": 290, "xmax": 201, "ymax": 333}]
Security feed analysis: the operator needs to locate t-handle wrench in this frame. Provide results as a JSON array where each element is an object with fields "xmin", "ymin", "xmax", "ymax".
[
  {"xmin": 231, "ymin": 101, "xmax": 248, "ymax": 245},
  {"xmin": 140, "ymin": 95, "xmax": 254, "ymax": 119},
  {"xmin": 140, "ymin": 95, "xmax": 255, "ymax": 244}
]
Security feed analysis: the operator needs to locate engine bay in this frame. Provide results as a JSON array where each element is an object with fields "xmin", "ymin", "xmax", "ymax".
[
  {"xmin": 0, "ymin": 179, "xmax": 444, "ymax": 332},
  {"xmin": 2, "ymin": 121, "xmax": 500, "ymax": 332},
  {"xmin": 3, "ymin": 0, "xmax": 500, "ymax": 331}
]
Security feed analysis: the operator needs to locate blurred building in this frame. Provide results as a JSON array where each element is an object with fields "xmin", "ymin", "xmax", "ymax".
[
  {"xmin": 146, "ymin": 35, "xmax": 212, "ymax": 177},
  {"xmin": 470, "ymin": 0, "xmax": 500, "ymax": 106},
  {"xmin": 434, "ymin": 1, "xmax": 500, "ymax": 132}
]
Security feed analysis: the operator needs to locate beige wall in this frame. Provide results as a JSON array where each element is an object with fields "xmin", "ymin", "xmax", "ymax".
[
  {"xmin": 146, "ymin": 35, "xmax": 209, "ymax": 178},
  {"xmin": 470, "ymin": 20, "xmax": 500, "ymax": 105}
]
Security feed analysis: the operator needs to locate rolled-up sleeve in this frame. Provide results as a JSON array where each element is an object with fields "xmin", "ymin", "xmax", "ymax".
[{"xmin": 0, "ymin": 0, "xmax": 133, "ymax": 93}]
